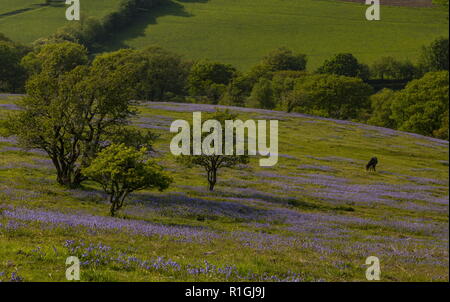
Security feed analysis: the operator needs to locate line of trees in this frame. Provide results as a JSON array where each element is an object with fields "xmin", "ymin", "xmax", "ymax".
[
  {"xmin": 0, "ymin": 37, "xmax": 448, "ymax": 216},
  {"xmin": 3, "ymin": 41, "xmax": 252, "ymax": 216},
  {"xmin": 35, "ymin": 0, "xmax": 168, "ymax": 51},
  {"xmin": 1, "ymin": 32, "xmax": 448, "ymax": 139}
]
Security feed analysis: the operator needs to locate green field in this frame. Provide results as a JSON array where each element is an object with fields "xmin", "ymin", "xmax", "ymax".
[
  {"xmin": 1, "ymin": 0, "xmax": 448, "ymax": 70},
  {"xmin": 0, "ymin": 94, "xmax": 448, "ymax": 282},
  {"xmin": 0, "ymin": 0, "xmax": 121, "ymax": 44},
  {"xmin": 104, "ymin": 0, "xmax": 449, "ymax": 69}
]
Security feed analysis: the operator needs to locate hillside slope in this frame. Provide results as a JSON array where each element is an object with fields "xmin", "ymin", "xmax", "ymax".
[
  {"xmin": 104, "ymin": 0, "xmax": 449, "ymax": 69},
  {"xmin": 1, "ymin": 1, "xmax": 448, "ymax": 69},
  {"xmin": 0, "ymin": 94, "xmax": 448, "ymax": 281},
  {"xmin": 0, "ymin": 0, "xmax": 122, "ymax": 44}
]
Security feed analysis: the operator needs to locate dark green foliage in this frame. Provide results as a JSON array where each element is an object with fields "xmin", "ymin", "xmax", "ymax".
[
  {"xmin": 41, "ymin": 0, "xmax": 168, "ymax": 50},
  {"xmin": 285, "ymin": 74, "xmax": 373, "ymax": 120},
  {"xmin": 371, "ymin": 57, "xmax": 418, "ymax": 80},
  {"xmin": 391, "ymin": 71, "xmax": 449, "ymax": 140},
  {"xmin": 6, "ymin": 45, "xmax": 155, "ymax": 187},
  {"xmin": 0, "ymin": 34, "xmax": 30, "ymax": 92},
  {"xmin": 188, "ymin": 61, "xmax": 237, "ymax": 104},
  {"xmin": 418, "ymin": 37, "xmax": 449, "ymax": 73},
  {"xmin": 317, "ymin": 53, "xmax": 370, "ymax": 80},
  {"xmin": 21, "ymin": 42, "xmax": 88, "ymax": 77},
  {"xmin": 367, "ymin": 88, "xmax": 397, "ymax": 129},
  {"xmin": 260, "ymin": 47, "xmax": 307, "ymax": 72},
  {"xmin": 247, "ymin": 78, "xmax": 275, "ymax": 109}
]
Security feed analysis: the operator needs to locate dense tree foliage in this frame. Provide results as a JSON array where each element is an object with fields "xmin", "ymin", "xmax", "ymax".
[
  {"xmin": 246, "ymin": 78, "xmax": 275, "ymax": 109},
  {"xmin": 0, "ymin": 34, "xmax": 30, "ymax": 92},
  {"xmin": 83, "ymin": 144, "xmax": 172, "ymax": 216},
  {"xmin": 1, "ymin": 30, "xmax": 448, "ymax": 141},
  {"xmin": 317, "ymin": 53, "xmax": 369, "ymax": 80},
  {"xmin": 188, "ymin": 61, "xmax": 237, "ymax": 104},
  {"xmin": 285, "ymin": 74, "xmax": 373, "ymax": 120},
  {"xmin": 391, "ymin": 71, "xmax": 449, "ymax": 139},
  {"xmin": 418, "ymin": 37, "xmax": 449, "ymax": 73},
  {"xmin": 367, "ymin": 88, "xmax": 397, "ymax": 129},
  {"xmin": 21, "ymin": 42, "xmax": 88, "ymax": 77},
  {"xmin": 7, "ymin": 45, "xmax": 155, "ymax": 187},
  {"xmin": 260, "ymin": 47, "xmax": 307, "ymax": 72},
  {"xmin": 38, "ymin": 0, "xmax": 168, "ymax": 50}
]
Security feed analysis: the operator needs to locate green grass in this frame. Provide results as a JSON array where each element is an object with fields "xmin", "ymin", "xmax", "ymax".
[
  {"xmin": 104, "ymin": 0, "xmax": 449, "ymax": 70},
  {"xmin": 0, "ymin": 95, "xmax": 448, "ymax": 282},
  {"xmin": 1, "ymin": 0, "xmax": 448, "ymax": 70},
  {"xmin": 0, "ymin": 0, "xmax": 122, "ymax": 44}
]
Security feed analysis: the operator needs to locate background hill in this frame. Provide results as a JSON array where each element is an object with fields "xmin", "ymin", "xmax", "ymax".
[
  {"xmin": 0, "ymin": 0, "xmax": 122, "ymax": 44},
  {"xmin": 0, "ymin": 94, "xmax": 448, "ymax": 281},
  {"xmin": 0, "ymin": 0, "xmax": 448, "ymax": 70}
]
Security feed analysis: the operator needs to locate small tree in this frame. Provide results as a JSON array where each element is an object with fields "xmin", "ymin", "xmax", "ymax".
[
  {"xmin": 83, "ymin": 144, "xmax": 172, "ymax": 217},
  {"xmin": 317, "ymin": 53, "xmax": 369, "ymax": 80},
  {"xmin": 418, "ymin": 37, "xmax": 449, "ymax": 73},
  {"xmin": 177, "ymin": 111, "xmax": 249, "ymax": 191},
  {"xmin": 260, "ymin": 47, "xmax": 307, "ymax": 72}
]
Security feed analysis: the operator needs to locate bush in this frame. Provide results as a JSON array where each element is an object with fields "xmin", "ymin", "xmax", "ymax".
[
  {"xmin": 260, "ymin": 47, "xmax": 307, "ymax": 72},
  {"xmin": 317, "ymin": 53, "xmax": 370, "ymax": 80},
  {"xmin": 285, "ymin": 74, "xmax": 373, "ymax": 120},
  {"xmin": 391, "ymin": 71, "xmax": 449, "ymax": 139}
]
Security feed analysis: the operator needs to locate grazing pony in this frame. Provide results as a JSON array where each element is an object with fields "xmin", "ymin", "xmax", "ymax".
[{"xmin": 366, "ymin": 157, "xmax": 378, "ymax": 172}]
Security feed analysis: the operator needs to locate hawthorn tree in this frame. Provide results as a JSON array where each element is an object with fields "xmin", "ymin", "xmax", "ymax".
[
  {"xmin": 7, "ymin": 45, "xmax": 154, "ymax": 187},
  {"xmin": 83, "ymin": 144, "xmax": 172, "ymax": 216},
  {"xmin": 176, "ymin": 111, "xmax": 249, "ymax": 191}
]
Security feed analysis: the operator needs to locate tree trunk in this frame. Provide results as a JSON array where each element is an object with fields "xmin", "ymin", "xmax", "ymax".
[
  {"xmin": 110, "ymin": 203, "xmax": 116, "ymax": 217},
  {"xmin": 109, "ymin": 194, "xmax": 117, "ymax": 217},
  {"xmin": 207, "ymin": 169, "xmax": 217, "ymax": 191}
]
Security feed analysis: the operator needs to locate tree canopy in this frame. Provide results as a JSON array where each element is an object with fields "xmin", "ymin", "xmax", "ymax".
[
  {"xmin": 83, "ymin": 143, "xmax": 172, "ymax": 216},
  {"xmin": 285, "ymin": 74, "xmax": 373, "ymax": 120},
  {"xmin": 391, "ymin": 71, "xmax": 449, "ymax": 139},
  {"xmin": 317, "ymin": 53, "xmax": 369, "ymax": 80}
]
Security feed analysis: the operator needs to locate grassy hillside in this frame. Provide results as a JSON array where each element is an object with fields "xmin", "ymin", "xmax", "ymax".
[
  {"xmin": 104, "ymin": 0, "xmax": 449, "ymax": 70},
  {"xmin": 0, "ymin": 0, "xmax": 448, "ymax": 70},
  {"xmin": 0, "ymin": 94, "xmax": 448, "ymax": 282},
  {"xmin": 0, "ymin": 0, "xmax": 122, "ymax": 44}
]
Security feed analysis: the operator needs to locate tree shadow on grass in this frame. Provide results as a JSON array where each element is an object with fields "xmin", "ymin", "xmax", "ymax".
[{"xmin": 101, "ymin": 0, "xmax": 206, "ymax": 52}]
